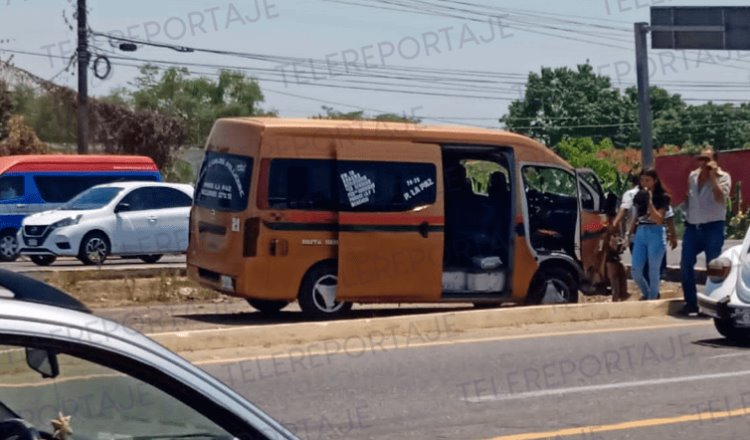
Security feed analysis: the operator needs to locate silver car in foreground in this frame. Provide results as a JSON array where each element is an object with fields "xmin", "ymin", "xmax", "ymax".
[{"xmin": 0, "ymin": 269, "xmax": 297, "ymax": 440}]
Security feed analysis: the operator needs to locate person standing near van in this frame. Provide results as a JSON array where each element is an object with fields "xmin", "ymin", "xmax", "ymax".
[
  {"xmin": 631, "ymin": 169, "xmax": 671, "ymax": 301},
  {"xmin": 681, "ymin": 148, "xmax": 731, "ymax": 316}
]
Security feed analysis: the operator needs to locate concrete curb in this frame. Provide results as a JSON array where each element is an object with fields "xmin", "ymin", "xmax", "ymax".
[{"xmin": 150, "ymin": 299, "xmax": 685, "ymax": 353}]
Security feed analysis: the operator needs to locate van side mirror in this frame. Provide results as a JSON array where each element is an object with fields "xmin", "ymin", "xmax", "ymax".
[
  {"xmin": 25, "ymin": 348, "xmax": 59, "ymax": 379},
  {"xmin": 115, "ymin": 202, "xmax": 131, "ymax": 213}
]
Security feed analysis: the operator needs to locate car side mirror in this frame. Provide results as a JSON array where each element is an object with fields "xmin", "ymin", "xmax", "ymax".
[
  {"xmin": 26, "ymin": 347, "xmax": 59, "ymax": 379},
  {"xmin": 115, "ymin": 202, "xmax": 131, "ymax": 213}
]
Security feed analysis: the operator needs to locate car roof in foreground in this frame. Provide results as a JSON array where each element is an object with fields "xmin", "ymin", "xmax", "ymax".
[{"xmin": 0, "ymin": 269, "xmax": 295, "ymax": 439}]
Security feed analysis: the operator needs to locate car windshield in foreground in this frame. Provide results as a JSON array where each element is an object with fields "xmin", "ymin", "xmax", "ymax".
[{"xmin": 60, "ymin": 187, "xmax": 123, "ymax": 210}]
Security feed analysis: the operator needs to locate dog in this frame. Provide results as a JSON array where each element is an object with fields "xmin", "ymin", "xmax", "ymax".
[{"xmin": 605, "ymin": 232, "xmax": 630, "ymax": 302}]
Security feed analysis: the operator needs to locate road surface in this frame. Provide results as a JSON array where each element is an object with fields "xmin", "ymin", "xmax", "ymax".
[{"xmin": 196, "ymin": 316, "xmax": 749, "ymax": 439}]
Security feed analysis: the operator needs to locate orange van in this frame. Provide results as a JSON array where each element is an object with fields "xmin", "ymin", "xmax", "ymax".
[{"xmin": 187, "ymin": 118, "xmax": 614, "ymax": 318}]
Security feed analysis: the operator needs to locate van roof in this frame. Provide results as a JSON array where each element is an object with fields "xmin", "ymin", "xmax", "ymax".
[
  {"xmin": 215, "ymin": 118, "xmax": 564, "ymax": 164},
  {"xmin": 0, "ymin": 155, "xmax": 159, "ymax": 175}
]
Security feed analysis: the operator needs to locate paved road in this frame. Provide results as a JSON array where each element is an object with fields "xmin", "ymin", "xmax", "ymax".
[
  {"xmin": 2, "ymin": 255, "xmax": 185, "ymax": 272},
  {"xmin": 194, "ymin": 316, "xmax": 750, "ymax": 440}
]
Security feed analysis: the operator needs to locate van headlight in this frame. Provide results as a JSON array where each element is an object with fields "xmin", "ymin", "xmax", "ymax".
[
  {"xmin": 50, "ymin": 215, "xmax": 82, "ymax": 230},
  {"xmin": 707, "ymin": 257, "xmax": 733, "ymax": 283}
]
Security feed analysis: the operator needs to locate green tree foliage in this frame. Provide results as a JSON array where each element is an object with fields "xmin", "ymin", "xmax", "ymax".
[
  {"xmin": 502, "ymin": 64, "xmax": 631, "ymax": 147},
  {"xmin": 504, "ymin": 64, "xmax": 750, "ymax": 151},
  {"xmin": 122, "ymin": 65, "xmax": 276, "ymax": 145},
  {"xmin": 556, "ymin": 137, "xmax": 619, "ymax": 191},
  {"xmin": 313, "ymin": 105, "xmax": 421, "ymax": 123}
]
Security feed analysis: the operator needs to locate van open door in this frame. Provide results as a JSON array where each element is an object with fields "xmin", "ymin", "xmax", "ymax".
[
  {"xmin": 576, "ymin": 168, "xmax": 610, "ymax": 293},
  {"xmin": 335, "ymin": 141, "xmax": 444, "ymax": 302}
]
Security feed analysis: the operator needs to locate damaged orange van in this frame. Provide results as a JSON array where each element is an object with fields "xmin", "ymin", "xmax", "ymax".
[{"xmin": 187, "ymin": 118, "xmax": 614, "ymax": 318}]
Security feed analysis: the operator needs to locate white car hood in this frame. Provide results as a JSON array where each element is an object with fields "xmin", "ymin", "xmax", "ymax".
[{"xmin": 24, "ymin": 210, "xmax": 84, "ymax": 226}]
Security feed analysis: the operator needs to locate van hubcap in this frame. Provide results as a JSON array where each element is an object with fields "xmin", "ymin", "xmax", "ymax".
[
  {"xmin": 312, "ymin": 274, "xmax": 344, "ymax": 313},
  {"xmin": 85, "ymin": 238, "xmax": 107, "ymax": 263},
  {"xmin": 0, "ymin": 235, "xmax": 18, "ymax": 258}
]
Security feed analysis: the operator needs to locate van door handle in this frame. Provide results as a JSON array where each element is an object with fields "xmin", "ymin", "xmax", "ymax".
[
  {"xmin": 148, "ymin": 216, "xmax": 158, "ymax": 222},
  {"xmin": 418, "ymin": 221, "xmax": 430, "ymax": 238}
]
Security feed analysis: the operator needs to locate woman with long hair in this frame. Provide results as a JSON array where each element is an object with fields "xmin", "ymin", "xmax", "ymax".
[{"xmin": 631, "ymin": 168, "xmax": 671, "ymax": 300}]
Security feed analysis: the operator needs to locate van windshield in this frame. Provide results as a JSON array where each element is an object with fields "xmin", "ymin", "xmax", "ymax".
[
  {"xmin": 195, "ymin": 151, "xmax": 252, "ymax": 212},
  {"xmin": 61, "ymin": 187, "xmax": 123, "ymax": 210}
]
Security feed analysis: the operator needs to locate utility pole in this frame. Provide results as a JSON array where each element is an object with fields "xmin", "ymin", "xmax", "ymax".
[
  {"xmin": 634, "ymin": 22, "xmax": 653, "ymax": 169},
  {"xmin": 77, "ymin": 0, "xmax": 89, "ymax": 154}
]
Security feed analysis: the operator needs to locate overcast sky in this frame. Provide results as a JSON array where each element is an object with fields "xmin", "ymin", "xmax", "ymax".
[{"xmin": 2, "ymin": 0, "xmax": 750, "ymax": 128}]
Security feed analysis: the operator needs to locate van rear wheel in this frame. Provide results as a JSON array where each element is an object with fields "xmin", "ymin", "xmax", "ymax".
[
  {"xmin": 527, "ymin": 267, "xmax": 579, "ymax": 305},
  {"xmin": 247, "ymin": 299, "xmax": 290, "ymax": 315},
  {"xmin": 298, "ymin": 262, "xmax": 352, "ymax": 319}
]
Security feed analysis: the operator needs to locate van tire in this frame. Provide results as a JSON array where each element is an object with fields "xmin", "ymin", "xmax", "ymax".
[
  {"xmin": 30, "ymin": 255, "xmax": 56, "ymax": 266},
  {"xmin": 78, "ymin": 231, "xmax": 110, "ymax": 265},
  {"xmin": 247, "ymin": 299, "xmax": 290, "ymax": 315},
  {"xmin": 298, "ymin": 262, "xmax": 352, "ymax": 319},
  {"xmin": 527, "ymin": 267, "xmax": 579, "ymax": 305},
  {"xmin": 0, "ymin": 230, "xmax": 19, "ymax": 262}
]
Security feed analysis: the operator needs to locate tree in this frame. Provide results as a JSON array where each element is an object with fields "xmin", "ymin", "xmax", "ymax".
[
  {"xmin": 122, "ymin": 66, "xmax": 275, "ymax": 145},
  {"xmin": 556, "ymin": 137, "xmax": 619, "ymax": 191},
  {"xmin": 501, "ymin": 64, "xmax": 632, "ymax": 147},
  {"xmin": 313, "ymin": 105, "xmax": 421, "ymax": 123},
  {"xmin": 0, "ymin": 80, "xmax": 12, "ymax": 140}
]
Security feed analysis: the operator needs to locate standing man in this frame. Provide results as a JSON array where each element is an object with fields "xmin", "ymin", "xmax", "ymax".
[{"xmin": 681, "ymin": 148, "xmax": 731, "ymax": 316}]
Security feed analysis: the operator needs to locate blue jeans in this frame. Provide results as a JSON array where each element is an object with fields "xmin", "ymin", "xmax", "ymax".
[
  {"xmin": 632, "ymin": 225, "xmax": 666, "ymax": 300},
  {"xmin": 681, "ymin": 221, "xmax": 725, "ymax": 308}
]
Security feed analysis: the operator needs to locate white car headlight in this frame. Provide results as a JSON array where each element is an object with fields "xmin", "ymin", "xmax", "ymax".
[
  {"xmin": 50, "ymin": 215, "xmax": 82, "ymax": 230},
  {"xmin": 707, "ymin": 257, "xmax": 733, "ymax": 284}
]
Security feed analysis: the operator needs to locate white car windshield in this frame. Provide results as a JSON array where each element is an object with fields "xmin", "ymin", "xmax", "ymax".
[{"xmin": 60, "ymin": 187, "xmax": 123, "ymax": 211}]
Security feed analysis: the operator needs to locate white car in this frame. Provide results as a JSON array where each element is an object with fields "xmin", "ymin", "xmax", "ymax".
[
  {"xmin": 698, "ymin": 226, "xmax": 750, "ymax": 342},
  {"xmin": 18, "ymin": 182, "xmax": 194, "ymax": 266}
]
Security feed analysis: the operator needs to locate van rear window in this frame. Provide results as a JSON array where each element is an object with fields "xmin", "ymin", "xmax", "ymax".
[
  {"xmin": 195, "ymin": 151, "xmax": 252, "ymax": 212},
  {"xmin": 267, "ymin": 159, "xmax": 436, "ymax": 212}
]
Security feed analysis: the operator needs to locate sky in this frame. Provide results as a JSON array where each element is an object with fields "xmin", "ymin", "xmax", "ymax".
[{"xmin": 2, "ymin": 0, "xmax": 750, "ymax": 128}]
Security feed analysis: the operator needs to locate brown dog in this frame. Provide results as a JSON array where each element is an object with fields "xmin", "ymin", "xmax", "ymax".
[{"xmin": 606, "ymin": 233, "xmax": 630, "ymax": 302}]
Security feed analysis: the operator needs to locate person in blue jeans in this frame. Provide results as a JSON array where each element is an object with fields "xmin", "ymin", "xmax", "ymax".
[
  {"xmin": 681, "ymin": 148, "xmax": 731, "ymax": 316},
  {"xmin": 631, "ymin": 169, "xmax": 671, "ymax": 301}
]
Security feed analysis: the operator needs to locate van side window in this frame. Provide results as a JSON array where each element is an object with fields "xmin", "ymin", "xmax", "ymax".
[
  {"xmin": 268, "ymin": 159, "xmax": 336, "ymax": 210},
  {"xmin": 0, "ymin": 176, "xmax": 24, "ymax": 201},
  {"xmin": 267, "ymin": 159, "xmax": 437, "ymax": 212}
]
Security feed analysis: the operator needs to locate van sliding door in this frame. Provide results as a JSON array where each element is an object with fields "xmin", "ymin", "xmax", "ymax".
[{"xmin": 336, "ymin": 141, "xmax": 443, "ymax": 302}]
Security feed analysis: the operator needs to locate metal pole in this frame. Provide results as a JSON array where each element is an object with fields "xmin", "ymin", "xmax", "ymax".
[
  {"xmin": 77, "ymin": 0, "xmax": 89, "ymax": 154},
  {"xmin": 634, "ymin": 22, "xmax": 653, "ymax": 169}
]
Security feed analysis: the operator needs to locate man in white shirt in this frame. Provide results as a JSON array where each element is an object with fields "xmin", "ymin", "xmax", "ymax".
[{"xmin": 681, "ymin": 148, "xmax": 731, "ymax": 316}]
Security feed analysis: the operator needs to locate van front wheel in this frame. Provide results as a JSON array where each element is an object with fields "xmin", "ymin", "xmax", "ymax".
[
  {"xmin": 298, "ymin": 262, "xmax": 352, "ymax": 319},
  {"xmin": 527, "ymin": 267, "xmax": 579, "ymax": 305}
]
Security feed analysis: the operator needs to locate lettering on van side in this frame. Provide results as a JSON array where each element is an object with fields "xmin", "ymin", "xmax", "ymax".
[
  {"xmin": 301, "ymin": 239, "xmax": 339, "ymax": 246},
  {"xmin": 403, "ymin": 177, "xmax": 435, "ymax": 201},
  {"xmin": 340, "ymin": 171, "xmax": 376, "ymax": 208}
]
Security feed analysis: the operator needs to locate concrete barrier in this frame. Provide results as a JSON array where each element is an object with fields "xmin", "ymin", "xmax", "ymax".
[{"xmin": 150, "ymin": 298, "xmax": 685, "ymax": 353}]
